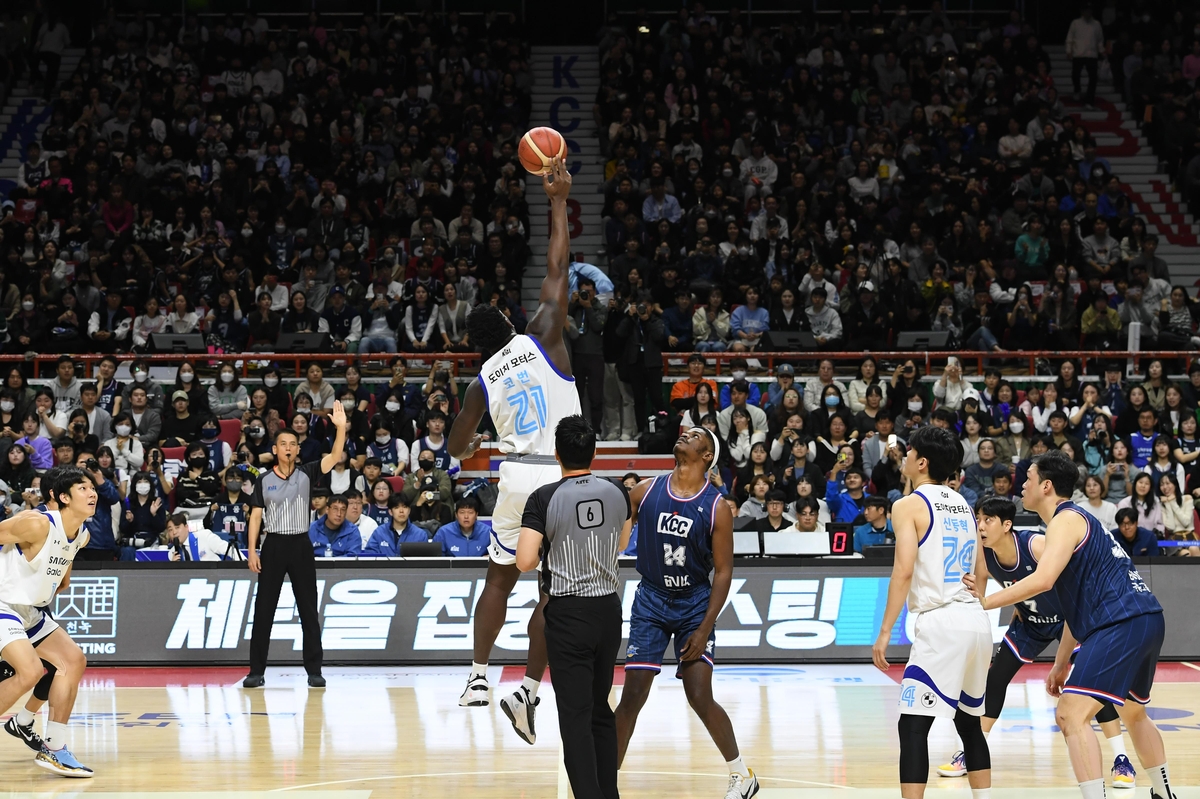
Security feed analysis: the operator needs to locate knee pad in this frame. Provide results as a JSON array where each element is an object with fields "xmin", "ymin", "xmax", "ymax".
[
  {"xmin": 33, "ymin": 662, "xmax": 56, "ymax": 702},
  {"xmin": 898, "ymin": 714, "xmax": 935, "ymax": 783},
  {"xmin": 1095, "ymin": 701, "xmax": 1120, "ymax": 725},
  {"xmin": 953, "ymin": 710, "xmax": 991, "ymax": 772}
]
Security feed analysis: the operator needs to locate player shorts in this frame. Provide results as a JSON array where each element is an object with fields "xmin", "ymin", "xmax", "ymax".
[
  {"xmin": 0, "ymin": 600, "xmax": 60, "ymax": 654},
  {"xmin": 900, "ymin": 601, "xmax": 993, "ymax": 719},
  {"xmin": 624, "ymin": 581, "xmax": 715, "ymax": 678},
  {"xmin": 1065, "ymin": 612, "xmax": 1165, "ymax": 706},
  {"xmin": 489, "ymin": 458, "xmax": 564, "ymax": 566},
  {"xmin": 1002, "ymin": 619, "xmax": 1061, "ymax": 663}
]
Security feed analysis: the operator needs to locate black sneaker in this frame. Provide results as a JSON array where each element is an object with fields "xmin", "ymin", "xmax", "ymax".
[
  {"xmin": 4, "ymin": 717, "xmax": 44, "ymax": 752},
  {"xmin": 242, "ymin": 674, "xmax": 265, "ymax": 688},
  {"xmin": 307, "ymin": 674, "xmax": 326, "ymax": 688}
]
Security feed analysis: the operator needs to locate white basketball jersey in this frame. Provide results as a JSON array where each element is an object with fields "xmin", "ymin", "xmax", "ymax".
[
  {"xmin": 480, "ymin": 335, "xmax": 581, "ymax": 456},
  {"xmin": 908, "ymin": 484, "xmax": 978, "ymax": 614},
  {"xmin": 0, "ymin": 510, "xmax": 85, "ymax": 607}
]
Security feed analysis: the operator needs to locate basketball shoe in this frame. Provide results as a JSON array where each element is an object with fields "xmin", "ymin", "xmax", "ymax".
[
  {"xmin": 35, "ymin": 745, "xmax": 93, "ymax": 778},
  {"xmin": 937, "ymin": 751, "xmax": 967, "ymax": 777},
  {"xmin": 499, "ymin": 686, "xmax": 539, "ymax": 744},
  {"xmin": 724, "ymin": 769, "xmax": 760, "ymax": 798},
  {"xmin": 4, "ymin": 717, "xmax": 44, "ymax": 752},
  {"xmin": 1112, "ymin": 754, "xmax": 1136, "ymax": 789},
  {"xmin": 458, "ymin": 674, "xmax": 491, "ymax": 707}
]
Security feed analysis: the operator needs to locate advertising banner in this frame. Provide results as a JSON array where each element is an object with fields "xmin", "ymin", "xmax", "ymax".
[{"xmin": 59, "ymin": 562, "xmax": 1200, "ymax": 665}]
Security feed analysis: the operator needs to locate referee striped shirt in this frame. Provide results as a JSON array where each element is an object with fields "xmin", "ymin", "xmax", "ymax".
[
  {"xmin": 250, "ymin": 462, "xmax": 327, "ymax": 535},
  {"xmin": 522, "ymin": 474, "xmax": 631, "ymax": 598}
]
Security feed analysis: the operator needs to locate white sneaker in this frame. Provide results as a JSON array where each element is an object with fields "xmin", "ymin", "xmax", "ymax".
[
  {"xmin": 458, "ymin": 674, "xmax": 491, "ymax": 707},
  {"xmin": 724, "ymin": 769, "xmax": 760, "ymax": 799},
  {"xmin": 499, "ymin": 686, "xmax": 539, "ymax": 744}
]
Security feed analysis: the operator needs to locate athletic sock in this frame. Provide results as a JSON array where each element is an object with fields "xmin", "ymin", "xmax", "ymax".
[
  {"xmin": 521, "ymin": 676, "xmax": 540, "ymax": 701},
  {"xmin": 1149, "ymin": 763, "xmax": 1174, "ymax": 799},
  {"xmin": 726, "ymin": 754, "xmax": 749, "ymax": 778},
  {"xmin": 1108, "ymin": 735, "xmax": 1127, "ymax": 760},
  {"xmin": 470, "ymin": 661, "xmax": 488, "ymax": 680},
  {"xmin": 15, "ymin": 708, "xmax": 35, "ymax": 727},
  {"xmin": 973, "ymin": 788, "xmax": 991, "ymax": 799},
  {"xmin": 1079, "ymin": 777, "xmax": 1106, "ymax": 799},
  {"xmin": 44, "ymin": 721, "xmax": 67, "ymax": 751}
]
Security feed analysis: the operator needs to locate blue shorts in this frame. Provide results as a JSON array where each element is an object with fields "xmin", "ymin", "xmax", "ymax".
[
  {"xmin": 1065, "ymin": 612, "xmax": 1165, "ymax": 706},
  {"xmin": 625, "ymin": 581, "xmax": 714, "ymax": 678},
  {"xmin": 1002, "ymin": 620, "xmax": 1061, "ymax": 663}
]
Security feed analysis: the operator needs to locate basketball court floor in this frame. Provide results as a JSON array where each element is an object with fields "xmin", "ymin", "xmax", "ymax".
[{"xmin": 2, "ymin": 663, "xmax": 1199, "ymax": 798}]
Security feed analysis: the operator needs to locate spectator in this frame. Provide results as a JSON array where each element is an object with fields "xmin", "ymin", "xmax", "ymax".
[
  {"xmin": 401, "ymin": 452, "xmax": 454, "ymax": 526},
  {"xmin": 161, "ymin": 391, "xmax": 203, "ymax": 448},
  {"xmin": 1114, "ymin": 508, "xmax": 1160, "ymax": 557},
  {"xmin": 754, "ymin": 491, "xmax": 793, "ymax": 534},
  {"xmin": 308, "ymin": 494, "xmax": 362, "ymax": 558},
  {"xmin": 729, "ymin": 287, "xmax": 769, "ymax": 352},
  {"xmin": 692, "ymin": 287, "xmax": 732, "ymax": 352},
  {"xmin": 853, "ymin": 496, "xmax": 894, "ymax": 552},
  {"xmin": 365, "ymin": 494, "xmax": 428, "ymax": 555},
  {"xmin": 434, "ymin": 499, "xmax": 491, "ymax": 557},
  {"xmin": 121, "ymin": 472, "xmax": 167, "ymax": 550},
  {"xmin": 1117, "ymin": 472, "xmax": 1164, "ymax": 536}
]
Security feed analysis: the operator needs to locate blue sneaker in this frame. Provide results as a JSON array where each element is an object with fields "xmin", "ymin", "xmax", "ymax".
[
  {"xmin": 35, "ymin": 745, "xmax": 94, "ymax": 778},
  {"xmin": 1111, "ymin": 754, "xmax": 1136, "ymax": 790}
]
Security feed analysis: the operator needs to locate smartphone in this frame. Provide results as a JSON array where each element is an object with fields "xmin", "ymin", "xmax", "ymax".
[
  {"xmin": 887, "ymin": 434, "xmax": 898, "ymax": 450},
  {"xmin": 838, "ymin": 452, "xmax": 848, "ymax": 462}
]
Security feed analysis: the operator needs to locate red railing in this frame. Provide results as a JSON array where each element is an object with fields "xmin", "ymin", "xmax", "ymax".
[{"xmin": 5, "ymin": 350, "xmax": 1195, "ymax": 379}]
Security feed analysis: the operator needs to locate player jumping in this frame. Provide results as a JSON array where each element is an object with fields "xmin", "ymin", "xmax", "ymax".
[
  {"xmin": 938, "ymin": 497, "xmax": 1135, "ymax": 789},
  {"xmin": 873, "ymin": 426, "xmax": 992, "ymax": 799},
  {"xmin": 447, "ymin": 155, "xmax": 580, "ymax": 744},
  {"xmin": 615, "ymin": 427, "xmax": 759, "ymax": 799},
  {"xmin": 0, "ymin": 465, "xmax": 96, "ymax": 777},
  {"xmin": 981, "ymin": 451, "xmax": 1175, "ymax": 799}
]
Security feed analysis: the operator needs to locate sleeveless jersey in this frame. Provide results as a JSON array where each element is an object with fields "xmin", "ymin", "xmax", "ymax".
[
  {"xmin": 0, "ymin": 510, "xmax": 85, "ymax": 607},
  {"xmin": 480, "ymin": 335, "xmax": 581, "ymax": 456},
  {"xmin": 908, "ymin": 483, "xmax": 978, "ymax": 614},
  {"xmin": 1051, "ymin": 502, "xmax": 1163, "ymax": 641},
  {"xmin": 635, "ymin": 474, "xmax": 724, "ymax": 593},
  {"xmin": 984, "ymin": 529, "xmax": 1063, "ymax": 632}
]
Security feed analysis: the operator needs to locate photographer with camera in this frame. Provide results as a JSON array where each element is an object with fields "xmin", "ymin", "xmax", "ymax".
[
  {"xmin": 569, "ymin": 277, "xmax": 607, "ymax": 430},
  {"xmin": 74, "ymin": 453, "xmax": 122, "ymax": 562},
  {"xmin": 120, "ymin": 472, "xmax": 166, "ymax": 551},
  {"xmin": 616, "ymin": 297, "xmax": 667, "ymax": 435},
  {"xmin": 400, "ymin": 448, "xmax": 454, "ymax": 529}
]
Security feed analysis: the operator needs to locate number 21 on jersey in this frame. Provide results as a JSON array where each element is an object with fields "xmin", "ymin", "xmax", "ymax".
[{"xmin": 503, "ymin": 370, "xmax": 547, "ymax": 435}]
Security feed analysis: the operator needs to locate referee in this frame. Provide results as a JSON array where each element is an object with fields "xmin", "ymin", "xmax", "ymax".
[
  {"xmin": 243, "ymin": 402, "xmax": 348, "ymax": 689},
  {"xmin": 516, "ymin": 416, "xmax": 631, "ymax": 799}
]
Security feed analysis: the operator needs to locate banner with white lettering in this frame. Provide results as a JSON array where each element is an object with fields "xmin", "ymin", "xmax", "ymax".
[{"xmin": 59, "ymin": 562, "xmax": 1197, "ymax": 664}]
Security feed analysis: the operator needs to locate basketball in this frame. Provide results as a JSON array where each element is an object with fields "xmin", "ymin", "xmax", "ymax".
[{"xmin": 518, "ymin": 126, "xmax": 566, "ymax": 175}]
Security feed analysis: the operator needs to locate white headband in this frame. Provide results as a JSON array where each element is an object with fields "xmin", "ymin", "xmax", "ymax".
[{"xmin": 691, "ymin": 427, "xmax": 721, "ymax": 471}]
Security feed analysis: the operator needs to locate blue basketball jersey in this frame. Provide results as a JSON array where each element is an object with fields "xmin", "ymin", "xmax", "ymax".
[
  {"xmin": 635, "ymin": 474, "xmax": 723, "ymax": 593},
  {"xmin": 1052, "ymin": 502, "xmax": 1163, "ymax": 641},
  {"xmin": 984, "ymin": 529, "xmax": 1062, "ymax": 632}
]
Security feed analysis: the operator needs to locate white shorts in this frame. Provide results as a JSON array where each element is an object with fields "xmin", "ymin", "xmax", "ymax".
[
  {"xmin": 0, "ymin": 600, "xmax": 60, "ymax": 654},
  {"xmin": 899, "ymin": 601, "xmax": 992, "ymax": 719},
  {"xmin": 488, "ymin": 460, "xmax": 564, "ymax": 566}
]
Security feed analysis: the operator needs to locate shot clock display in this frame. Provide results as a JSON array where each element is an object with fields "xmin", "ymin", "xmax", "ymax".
[{"xmin": 827, "ymin": 523, "xmax": 853, "ymax": 556}]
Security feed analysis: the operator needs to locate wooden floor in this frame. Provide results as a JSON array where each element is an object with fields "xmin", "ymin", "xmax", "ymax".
[{"xmin": 2, "ymin": 664, "xmax": 1200, "ymax": 798}]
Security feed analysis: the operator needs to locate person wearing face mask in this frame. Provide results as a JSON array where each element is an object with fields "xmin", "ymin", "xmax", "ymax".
[
  {"xmin": 208, "ymin": 366, "xmax": 249, "ymax": 420},
  {"xmin": 120, "ymin": 474, "xmax": 166, "ymax": 550},
  {"xmin": 410, "ymin": 409, "xmax": 463, "ymax": 473},
  {"xmin": 102, "ymin": 411, "xmax": 145, "ymax": 471},
  {"xmin": 993, "ymin": 411, "xmax": 1032, "ymax": 467},
  {"xmin": 197, "ymin": 416, "xmax": 233, "ymax": 473},
  {"xmin": 400, "ymin": 449, "xmax": 454, "ymax": 527},
  {"xmin": 175, "ymin": 442, "xmax": 222, "ymax": 509},
  {"xmin": 172, "ymin": 364, "xmax": 210, "ymax": 415},
  {"xmin": 259, "ymin": 367, "xmax": 291, "ymax": 418},
  {"xmin": 375, "ymin": 357, "xmax": 423, "ymax": 428},
  {"xmin": 205, "ymin": 467, "xmax": 252, "ymax": 547},
  {"xmin": 120, "ymin": 359, "xmax": 165, "ymax": 412},
  {"xmin": 718, "ymin": 357, "xmax": 762, "ymax": 409},
  {"xmin": 367, "ymin": 416, "xmax": 409, "ymax": 476}
]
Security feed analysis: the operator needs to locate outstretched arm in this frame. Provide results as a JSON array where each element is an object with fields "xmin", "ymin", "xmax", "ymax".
[{"xmin": 526, "ymin": 156, "xmax": 574, "ymax": 372}]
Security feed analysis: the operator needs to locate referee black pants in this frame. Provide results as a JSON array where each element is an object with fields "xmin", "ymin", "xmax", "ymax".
[
  {"xmin": 545, "ymin": 593, "xmax": 622, "ymax": 799},
  {"xmin": 249, "ymin": 533, "xmax": 323, "ymax": 677}
]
